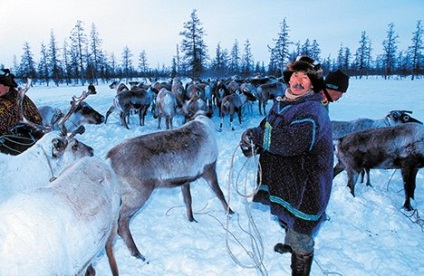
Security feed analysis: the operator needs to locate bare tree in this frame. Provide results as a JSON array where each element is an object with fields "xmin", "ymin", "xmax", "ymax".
[
  {"xmin": 69, "ymin": 20, "xmax": 88, "ymax": 85},
  {"xmin": 230, "ymin": 39, "xmax": 241, "ymax": 75},
  {"xmin": 38, "ymin": 43, "xmax": 50, "ymax": 86},
  {"xmin": 310, "ymin": 40, "xmax": 321, "ymax": 61},
  {"xmin": 382, "ymin": 22, "xmax": 398, "ymax": 79},
  {"xmin": 211, "ymin": 42, "xmax": 229, "ymax": 77},
  {"xmin": 409, "ymin": 20, "xmax": 423, "ymax": 80},
  {"xmin": 138, "ymin": 50, "xmax": 149, "ymax": 77},
  {"xmin": 49, "ymin": 30, "xmax": 62, "ymax": 86},
  {"xmin": 19, "ymin": 42, "xmax": 37, "ymax": 80},
  {"xmin": 268, "ymin": 17, "xmax": 291, "ymax": 74},
  {"xmin": 242, "ymin": 39, "xmax": 254, "ymax": 76},
  {"xmin": 121, "ymin": 46, "xmax": 133, "ymax": 82},
  {"xmin": 89, "ymin": 23, "xmax": 103, "ymax": 85},
  {"xmin": 179, "ymin": 9, "xmax": 208, "ymax": 79},
  {"xmin": 355, "ymin": 31, "xmax": 372, "ymax": 78},
  {"xmin": 62, "ymin": 40, "xmax": 72, "ymax": 85}
]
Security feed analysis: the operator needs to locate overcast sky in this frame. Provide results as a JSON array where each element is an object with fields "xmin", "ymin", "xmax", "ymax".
[{"xmin": 1, "ymin": 0, "xmax": 422, "ymax": 69}]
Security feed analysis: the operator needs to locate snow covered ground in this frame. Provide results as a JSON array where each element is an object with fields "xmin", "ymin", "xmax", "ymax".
[{"xmin": 7, "ymin": 77, "xmax": 424, "ymax": 275}]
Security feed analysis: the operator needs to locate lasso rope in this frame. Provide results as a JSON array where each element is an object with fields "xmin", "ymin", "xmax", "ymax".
[
  {"xmin": 383, "ymin": 169, "xmax": 424, "ymax": 231},
  {"xmin": 163, "ymin": 138, "xmax": 341, "ymax": 275},
  {"xmin": 401, "ymin": 208, "xmax": 424, "ymax": 231},
  {"xmin": 223, "ymin": 140, "xmax": 269, "ymax": 275},
  {"xmin": 0, "ymin": 134, "xmax": 36, "ymax": 154},
  {"xmin": 0, "ymin": 136, "xmax": 57, "ymax": 181},
  {"xmin": 226, "ymin": 140, "xmax": 343, "ymax": 276}
]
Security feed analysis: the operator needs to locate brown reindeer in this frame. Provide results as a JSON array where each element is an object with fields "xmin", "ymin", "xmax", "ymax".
[
  {"xmin": 105, "ymin": 89, "xmax": 153, "ymax": 129},
  {"xmin": 334, "ymin": 123, "xmax": 424, "ymax": 211},
  {"xmin": 219, "ymin": 88, "xmax": 256, "ymax": 131},
  {"xmin": 106, "ymin": 111, "xmax": 234, "ymax": 261}
]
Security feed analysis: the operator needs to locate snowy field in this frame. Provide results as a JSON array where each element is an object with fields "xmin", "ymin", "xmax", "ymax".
[{"xmin": 6, "ymin": 76, "xmax": 424, "ymax": 275}]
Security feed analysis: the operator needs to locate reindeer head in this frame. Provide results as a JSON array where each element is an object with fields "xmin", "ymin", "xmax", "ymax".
[
  {"xmin": 51, "ymin": 133, "xmax": 93, "ymax": 159},
  {"xmin": 387, "ymin": 110, "xmax": 423, "ymax": 125},
  {"xmin": 15, "ymin": 85, "xmax": 94, "ymax": 159}
]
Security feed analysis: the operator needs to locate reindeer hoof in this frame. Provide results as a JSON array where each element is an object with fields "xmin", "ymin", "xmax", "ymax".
[{"xmin": 134, "ymin": 252, "xmax": 148, "ymax": 263}]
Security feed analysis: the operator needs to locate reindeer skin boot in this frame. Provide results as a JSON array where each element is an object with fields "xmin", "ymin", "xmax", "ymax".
[{"xmin": 291, "ymin": 251, "xmax": 313, "ymax": 276}]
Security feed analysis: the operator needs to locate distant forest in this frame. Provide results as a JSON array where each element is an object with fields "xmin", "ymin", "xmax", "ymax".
[{"xmin": 3, "ymin": 10, "xmax": 423, "ymax": 86}]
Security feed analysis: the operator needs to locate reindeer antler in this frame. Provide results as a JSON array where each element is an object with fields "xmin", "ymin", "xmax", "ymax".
[
  {"xmin": 17, "ymin": 78, "xmax": 32, "ymax": 122},
  {"xmin": 16, "ymin": 79, "xmax": 52, "ymax": 133},
  {"xmin": 57, "ymin": 90, "xmax": 91, "ymax": 136}
]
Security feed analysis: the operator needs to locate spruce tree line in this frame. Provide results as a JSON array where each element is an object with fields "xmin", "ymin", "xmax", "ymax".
[{"xmin": 4, "ymin": 10, "xmax": 423, "ymax": 86}]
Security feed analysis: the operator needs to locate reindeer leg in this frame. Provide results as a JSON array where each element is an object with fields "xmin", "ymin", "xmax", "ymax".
[
  {"xmin": 401, "ymin": 167, "xmax": 418, "ymax": 211},
  {"xmin": 105, "ymin": 106, "xmax": 115, "ymax": 124},
  {"xmin": 202, "ymin": 162, "xmax": 234, "ymax": 215},
  {"xmin": 166, "ymin": 115, "xmax": 170, "ymax": 130},
  {"xmin": 181, "ymin": 183, "xmax": 196, "ymax": 222},
  {"xmin": 105, "ymin": 221, "xmax": 119, "ymax": 276},
  {"xmin": 229, "ymin": 112, "xmax": 235, "ymax": 131},
  {"xmin": 118, "ymin": 184, "xmax": 153, "ymax": 261},
  {"xmin": 219, "ymin": 116, "xmax": 223, "ymax": 132},
  {"xmin": 138, "ymin": 108, "xmax": 143, "ymax": 126},
  {"xmin": 120, "ymin": 111, "xmax": 130, "ymax": 129},
  {"xmin": 333, "ymin": 160, "xmax": 345, "ymax": 178},
  {"xmin": 258, "ymin": 101, "xmax": 262, "ymax": 116},
  {"xmin": 365, "ymin": 168, "xmax": 372, "ymax": 187},
  {"xmin": 237, "ymin": 109, "xmax": 242, "ymax": 125},
  {"xmin": 118, "ymin": 207, "xmax": 147, "ymax": 261},
  {"xmin": 346, "ymin": 169, "xmax": 360, "ymax": 197},
  {"xmin": 85, "ymin": 264, "xmax": 95, "ymax": 276}
]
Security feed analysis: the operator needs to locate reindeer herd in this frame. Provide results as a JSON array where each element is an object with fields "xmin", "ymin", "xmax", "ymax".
[{"xmin": 1, "ymin": 76, "xmax": 424, "ymax": 275}]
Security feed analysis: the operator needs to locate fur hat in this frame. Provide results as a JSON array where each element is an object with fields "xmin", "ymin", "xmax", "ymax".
[
  {"xmin": 0, "ymin": 69, "xmax": 18, "ymax": 88},
  {"xmin": 325, "ymin": 69, "xmax": 349, "ymax": 93},
  {"xmin": 283, "ymin": 56, "xmax": 324, "ymax": 93}
]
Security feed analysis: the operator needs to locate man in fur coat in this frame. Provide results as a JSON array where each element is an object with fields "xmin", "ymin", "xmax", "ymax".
[
  {"xmin": 0, "ymin": 69, "xmax": 43, "ymax": 154},
  {"xmin": 240, "ymin": 56, "xmax": 333, "ymax": 276}
]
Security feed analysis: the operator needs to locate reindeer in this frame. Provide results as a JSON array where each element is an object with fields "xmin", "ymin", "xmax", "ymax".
[
  {"xmin": 171, "ymin": 77, "xmax": 185, "ymax": 107},
  {"xmin": 203, "ymin": 79, "xmax": 214, "ymax": 111},
  {"xmin": 38, "ymin": 101, "xmax": 104, "ymax": 132},
  {"xmin": 106, "ymin": 111, "xmax": 234, "ymax": 260},
  {"xmin": 212, "ymin": 80, "xmax": 229, "ymax": 117},
  {"xmin": 109, "ymin": 81, "xmax": 130, "ymax": 94},
  {"xmin": 181, "ymin": 94, "xmax": 210, "ymax": 124},
  {"xmin": 331, "ymin": 110, "xmax": 422, "ymax": 139},
  {"xmin": 333, "ymin": 123, "xmax": 424, "ymax": 211},
  {"xmin": 332, "ymin": 110, "xmax": 422, "ymax": 186},
  {"xmin": 219, "ymin": 88, "xmax": 256, "ymax": 131},
  {"xmin": 0, "ymin": 156, "xmax": 121, "ymax": 276},
  {"xmin": 154, "ymin": 88, "xmax": 177, "ymax": 129},
  {"xmin": 255, "ymin": 81, "xmax": 285, "ymax": 115},
  {"xmin": 0, "ymin": 88, "xmax": 94, "ymax": 203},
  {"xmin": 250, "ymin": 75, "xmax": 285, "ymax": 115},
  {"xmin": 105, "ymin": 89, "xmax": 153, "ymax": 129}
]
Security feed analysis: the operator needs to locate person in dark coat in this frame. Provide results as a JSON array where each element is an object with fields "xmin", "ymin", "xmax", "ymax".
[
  {"xmin": 0, "ymin": 69, "xmax": 43, "ymax": 155},
  {"xmin": 321, "ymin": 69, "xmax": 350, "ymax": 108},
  {"xmin": 240, "ymin": 56, "xmax": 333, "ymax": 276}
]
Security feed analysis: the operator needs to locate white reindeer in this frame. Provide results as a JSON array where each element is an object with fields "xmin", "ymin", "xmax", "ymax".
[
  {"xmin": 154, "ymin": 87, "xmax": 177, "ymax": 129},
  {"xmin": 0, "ymin": 156, "xmax": 121, "ymax": 275},
  {"xmin": 0, "ymin": 89, "xmax": 94, "ymax": 204}
]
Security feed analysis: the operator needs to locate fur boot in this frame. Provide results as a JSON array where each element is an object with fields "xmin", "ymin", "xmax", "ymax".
[{"xmin": 291, "ymin": 251, "xmax": 313, "ymax": 276}]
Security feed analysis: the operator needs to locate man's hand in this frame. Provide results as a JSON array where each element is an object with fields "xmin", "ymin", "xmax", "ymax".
[{"xmin": 240, "ymin": 129, "xmax": 256, "ymax": 157}]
